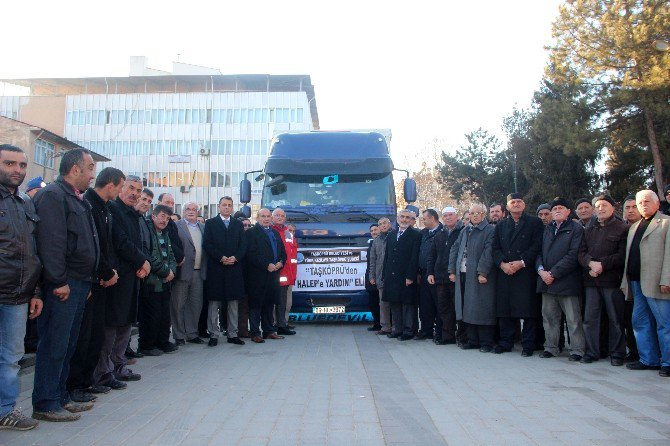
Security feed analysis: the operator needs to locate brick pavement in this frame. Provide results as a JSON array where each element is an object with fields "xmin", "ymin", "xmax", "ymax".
[{"xmin": 2, "ymin": 324, "xmax": 669, "ymax": 445}]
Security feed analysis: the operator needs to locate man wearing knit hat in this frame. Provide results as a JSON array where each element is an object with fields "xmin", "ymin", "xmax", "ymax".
[
  {"xmin": 578, "ymin": 194, "xmax": 628, "ymax": 365},
  {"xmin": 491, "ymin": 193, "xmax": 544, "ymax": 356},
  {"xmin": 537, "ymin": 197, "xmax": 585, "ymax": 361},
  {"xmin": 575, "ymin": 198, "xmax": 597, "ymax": 228},
  {"xmin": 24, "ymin": 176, "xmax": 46, "ymax": 198}
]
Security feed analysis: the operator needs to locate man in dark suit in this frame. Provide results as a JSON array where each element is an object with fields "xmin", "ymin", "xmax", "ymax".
[
  {"xmin": 203, "ymin": 197, "xmax": 247, "ymax": 346},
  {"xmin": 492, "ymin": 193, "xmax": 544, "ymax": 357},
  {"xmin": 382, "ymin": 209, "xmax": 421, "ymax": 341},
  {"xmin": 245, "ymin": 208, "xmax": 287, "ymax": 343},
  {"xmin": 171, "ymin": 202, "xmax": 207, "ymax": 345}
]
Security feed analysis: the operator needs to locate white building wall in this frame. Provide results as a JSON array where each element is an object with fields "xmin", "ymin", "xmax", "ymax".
[{"xmin": 63, "ymin": 91, "xmax": 314, "ymax": 217}]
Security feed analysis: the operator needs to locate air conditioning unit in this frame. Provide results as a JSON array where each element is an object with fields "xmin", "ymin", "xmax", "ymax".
[
  {"xmin": 180, "ymin": 186, "xmax": 191, "ymax": 193},
  {"xmin": 199, "ymin": 147, "xmax": 210, "ymax": 156}
]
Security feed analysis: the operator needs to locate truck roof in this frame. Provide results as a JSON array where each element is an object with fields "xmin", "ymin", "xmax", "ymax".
[{"xmin": 269, "ymin": 131, "xmax": 391, "ymax": 159}]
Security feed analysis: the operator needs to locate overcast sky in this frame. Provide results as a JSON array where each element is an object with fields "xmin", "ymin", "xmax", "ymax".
[{"xmin": 1, "ymin": 0, "xmax": 562, "ymax": 170}]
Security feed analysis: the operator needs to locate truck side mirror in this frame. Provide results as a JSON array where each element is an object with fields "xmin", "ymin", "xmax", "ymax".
[
  {"xmin": 404, "ymin": 178, "xmax": 417, "ymax": 203},
  {"xmin": 240, "ymin": 204, "xmax": 251, "ymax": 219},
  {"xmin": 240, "ymin": 179, "xmax": 252, "ymax": 204}
]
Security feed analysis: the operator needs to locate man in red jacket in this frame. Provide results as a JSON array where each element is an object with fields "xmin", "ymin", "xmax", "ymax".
[{"xmin": 272, "ymin": 208, "xmax": 297, "ymax": 335}]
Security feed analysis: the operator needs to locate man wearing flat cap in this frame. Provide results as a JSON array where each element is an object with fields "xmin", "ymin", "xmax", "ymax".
[
  {"xmin": 537, "ymin": 197, "xmax": 585, "ymax": 361},
  {"xmin": 578, "ymin": 194, "xmax": 628, "ymax": 365},
  {"xmin": 491, "ymin": 193, "xmax": 544, "ymax": 356}
]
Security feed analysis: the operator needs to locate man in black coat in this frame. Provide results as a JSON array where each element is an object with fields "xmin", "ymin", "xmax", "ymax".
[
  {"xmin": 245, "ymin": 208, "xmax": 287, "ymax": 343},
  {"xmin": 382, "ymin": 209, "xmax": 421, "ymax": 341},
  {"xmin": 92, "ymin": 176, "xmax": 150, "ymax": 389},
  {"xmin": 416, "ymin": 209, "xmax": 443, "ymax": 340},
  {"xmin": 427, "ymin": 207, "xmax": 464, "ymax": 344},
  {"xmin": 67, "ymin": 168, "xmax": 125, "ymax": 402},
  {"xmin": 492, "ymin": 193, "xmax": 544, "ymax": 357},
  {"xmin": 203, "ymin": 196, "xmax": 247, "ymax": 347}
]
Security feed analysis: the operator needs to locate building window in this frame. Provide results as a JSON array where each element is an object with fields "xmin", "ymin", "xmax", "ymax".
[{"xmin": 35, "ymin": 139, "xmax": 55, "ymax": 168}]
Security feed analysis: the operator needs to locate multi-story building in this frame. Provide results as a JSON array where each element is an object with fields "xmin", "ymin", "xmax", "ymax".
[{"xmin": 0, "ymin": 57, "xmax": 319, "ymax": 216}]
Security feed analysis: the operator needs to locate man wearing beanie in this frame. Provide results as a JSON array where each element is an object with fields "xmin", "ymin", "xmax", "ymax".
[
  {"xmin": 536, "ymin": 203, "xmax": 552, "ymax": 226},
  {"xmin": 538, "ymin": 197, "xmax": 586, "ymax": 361},
  {"xmin": 578, "ymin": 194, "xmax": 628, "ymax": 365},
  {"xmin": 492, "ymin": 193, "xmax": 544, "ymax": 356},
  {"xmin": 25, "ymin": 176, "xmax": 46, "ymax": 198},
  {"xmin": 575, "ymin": 198, "xmax": 597, "ymax": 228}
]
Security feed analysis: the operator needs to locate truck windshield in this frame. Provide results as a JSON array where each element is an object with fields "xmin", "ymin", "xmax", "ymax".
[{"xmin": 262, "ymin": 173, "xmax": 394, "ymax": 210}]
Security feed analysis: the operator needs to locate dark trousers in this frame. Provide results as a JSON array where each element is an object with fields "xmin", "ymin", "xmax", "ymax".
[
  {"xmin": 249, "ymin": 299, "xmax": 275, "ymax": 337},
  {"xmin": 436, "ymin": 283, "xmax": 456, "ymax": 342},
  {"xmin": 24, "ymin": 310, "xmax": 39, "ymax": 353},
  {"xmin": 457, "ymin": 273, "xmax": 469, "ymax": 344},
  {"xmin": 138, "ymin": 289, "xmax": 171, "ymax": 350},
  {"xmin": 583, "ymin": 287, "xmax": 626, "ymax": 359},
  {"xmin": 32, "ymin": 279, "xmax": 90, "ymax": 412},
  {"xmin": 367, "ymin": 287, "xmax": 381, "ymax": 328},
  {"xmin": 391, "ymin": 302, "xmax": 416, "ymax": 336},
  {"xmin": 499, "ymin": 317, "xmax": 537, "ymax": 350},
  {"xmin": 623, "ymin": 299, "xmax": 638, "ymax": 358},
  {"xmin": 418, "ymin": 275, "xmax": 440, "ymax": 337},
  {"xmin": 198, "ymin": 300, "xmax": 209, "ymax": 338},
  {"xmin": 67, "ymin": 288, "xmax": 107, "ymax": 391},
  {"xmin": 467, "ymin": 324, "xmax": 494, "ymax": 348}
]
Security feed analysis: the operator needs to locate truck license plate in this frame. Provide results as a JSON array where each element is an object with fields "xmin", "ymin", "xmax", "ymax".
[{"xmin": 312, "ymin": 306, "xmax": 345, "ymax": 314}]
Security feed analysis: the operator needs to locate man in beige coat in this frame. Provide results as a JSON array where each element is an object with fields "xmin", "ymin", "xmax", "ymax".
[{"xmin": 621, "ymin": 190, "xmax": 670, "ymax": 377}]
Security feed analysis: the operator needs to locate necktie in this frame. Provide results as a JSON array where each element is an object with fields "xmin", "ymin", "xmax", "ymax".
[
  {"xmin": 224, "ymin": 219, "xmax": 229, "ymax": 228},
  {"xmin": 397, "ymin": 230, "xmax": 404, "ymax": 240}
]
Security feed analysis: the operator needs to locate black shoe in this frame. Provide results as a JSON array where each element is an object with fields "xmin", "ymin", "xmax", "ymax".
[
  {"xmin": 287, "ymin": 325, "xmax": 296, "ymax": 330},
  {"xmin": 459, "ymin": 342, "xmax": 479, "ymax": 350},
  {"xmin": 187, "ymin": 337, "xmax": 205, "ymax": 344},
  {"xmin": 493, "ymin": 345, "xmax": 511, "ymax": 354},
  {"xmin": 104, "ymin": 379, "xmax": 127, "ymax": 390},
  {"xmin": 625, "ymin": 352, "xmax": 639, "ymax": 362},
  {"xmin": 610, "ymin": 357, "xmax": 624, "ymax": 367},
  {"xmin": 660, "ymin": 366, "xmax": 670, "ymax": 377},
  {"xmin": 208, "ymin": 338, "xmax": 218, "ymax": 347},
  {"xmin": 160, "ymin": 343, "xmax": 178, "ymax": 353},
  {"xmin": 138, "ymin": 348, "xmax": 163, "ymax": 357},
  {"xmin": 367, "ymin": 326, "xmax": 382, "ymax": 331},
  {"xmin": 521, "ymin": 349, "xmax": 533, "ymax": 357},
  {"xmin": 581, "ymin": 355, "xmax": 596, "ymax": 364},
  {"xmin": 626, "ymin": 361, "xmax": 661, "ymax": 371},
  {"xmin": 125, "ymin": 347, "xmax": 144, "ymax": 359},
  {"xmin": 70, "ymin": 389, "xmax": 96, "ymax": 403},
  {"xmin": 568, "ymin": 354, "xmax": 582, "ymax": 362},
  {"xmin": 175, "ymin": 339, "xmax": 185, "ymax": 346},
  {"xmin": 387, "ymin": 333, "xmax": 400, "ymax": 339},
  {"xmin": 479, "ymin": 345, "xmax": 492, "ymax": 353},
  {"xmin": 118, "ymin": 371, "xmax": 141, "ymax": 381},
  {"xmin": 399, "ymin": 334, "xmax": 414, "ymax": 341},
  {"xmin": 198, "ymin": 331, "xmax": 209, "ymax": 339},
  {"xmin": 413, "ymin": 333, "xmax": 430, "ymax": 341},
  {"xmin": 86, "ymin": 385, "xmax": 111, "ymax": 394},
  {"xmin": 227, "ymin": 337, "xmax": 245, "ymax": 345},
  {"xmin": 277, "ymin": 327, "xmax": 296, "ymax": 335},
  {"xmin": 539, "ymin": 351, "xmax": 555, "ymax": 358}
]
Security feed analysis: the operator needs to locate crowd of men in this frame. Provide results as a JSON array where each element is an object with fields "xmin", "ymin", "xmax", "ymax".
[
  {"xmin": 365, "ymin": 190, "xmax": 670, "ymax": 377},
  {"xmin": 0, "ymin": 145, "xmax": 298, "ymax": 430},
  {"xmin": 1, "ymin": 142, "xmax": 669, "ymax": 433}
]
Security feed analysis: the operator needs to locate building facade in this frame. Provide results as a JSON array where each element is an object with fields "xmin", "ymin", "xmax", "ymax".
[{"xmin": 1, "ymin": 59, "xmax": 319, "ymax": 216}]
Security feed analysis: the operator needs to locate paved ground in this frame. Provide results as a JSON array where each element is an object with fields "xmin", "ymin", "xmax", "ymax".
[{"xmin": 3, "ymin": 324, "xmax": 670, "ymax": 446}]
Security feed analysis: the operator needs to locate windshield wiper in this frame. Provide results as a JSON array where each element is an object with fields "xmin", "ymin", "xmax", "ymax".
[{"xmin": 284, "ymin": 209, "xmax": 320, "ymax": 222}]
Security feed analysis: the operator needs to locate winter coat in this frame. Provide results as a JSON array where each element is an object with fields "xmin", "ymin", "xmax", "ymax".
[
  {"xmin": 145, "ymin": 224, "xmax": 177, "ymax": 293},
  {"xmin": 427, "ymin": 221, "xmax": 463, "ymax": 284},
  {"xmin": 492, "ymin": 213, "xmax": 544, "ymax": 318},
  {"xmin": 536, "ymin": 219, "xmax": 584, "ymax": 296},
  {"xmin": 448, "ymin": 220, "xmax": 496, "ymax": 325},
  {"xmin": 381, "ymin": 227, "xmax": 420, "ymax": 305},
  {"xmin": 0, "ymin": 185, "xmax": 41, "ymax": 304},
  {"xmin": 418, "ymin": 223, "xmax": 443, "ymax": 272},
  {"xmin": 203, "ymin": 216, "xmax": 247, "ymax": 301},
  {"xmin": 578, "ymin": 216, "xmax": 628, "ymax": 288},
  {"xmin": 273, "ymin": 224, "xmax": 298, "ymax": 287},
  {"xmin": 245, "ymin": 224, "xmax": 287, "ymax": 308},
  {"xmin": 84, "ymin": 188, "xmax": 117, "ymax": 287},
  {"xmin": 368, "ymin": 232, "xmax": 388, "ymax": 289}
]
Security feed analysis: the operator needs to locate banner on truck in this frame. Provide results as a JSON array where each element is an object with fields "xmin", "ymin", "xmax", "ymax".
[{"xmin": 295, "ymin": 247, "xmax": 367, "ymax": 292}]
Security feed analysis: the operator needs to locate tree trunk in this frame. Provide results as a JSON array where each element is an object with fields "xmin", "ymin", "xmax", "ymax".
[{"xmin": 643, "ymin": 107, "xmax": 665, "ymax": 199}]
